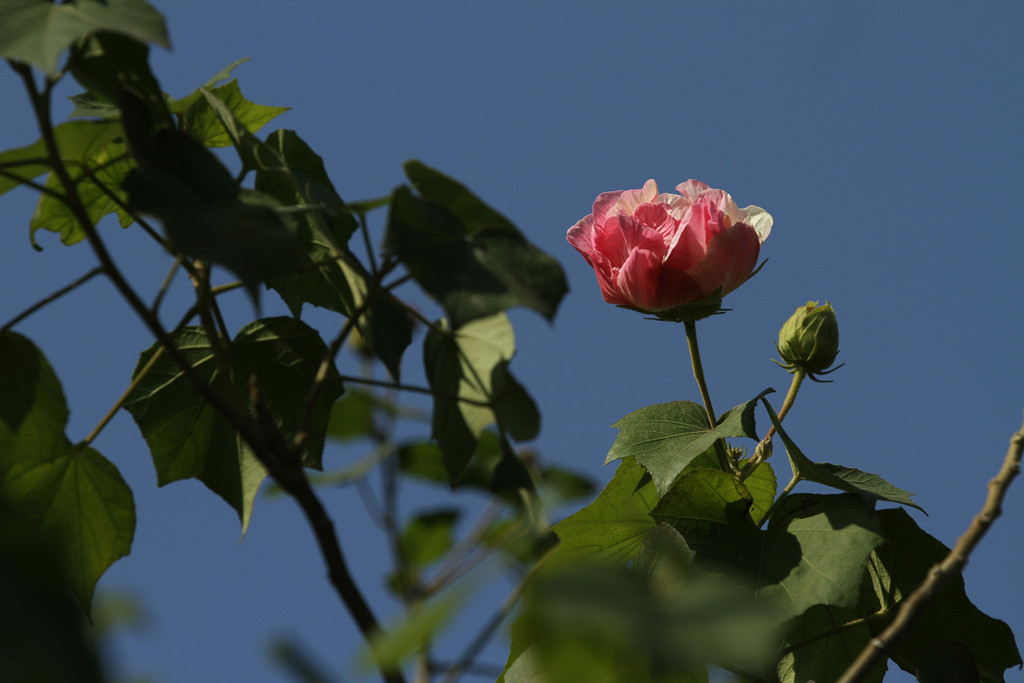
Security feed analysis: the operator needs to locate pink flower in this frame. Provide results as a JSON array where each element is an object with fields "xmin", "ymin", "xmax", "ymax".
[{"xmin": 567, "ymin": 179, "xmax": 772, "ymax": 320}]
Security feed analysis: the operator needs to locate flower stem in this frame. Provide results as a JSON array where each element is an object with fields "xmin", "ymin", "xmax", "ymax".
[
  {"xmin": 684, "ymin": 320, "xmax": 736, "ymax": 475},
  {"xmin": 739, "ymin": 369, "xmax": 806, "ymax": 482}
]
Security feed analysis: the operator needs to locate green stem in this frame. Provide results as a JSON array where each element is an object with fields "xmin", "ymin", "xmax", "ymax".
[
  {"xmin": 684, "ymin": 320, "xmax": 736, "ymax": 475},
  {"xmin": 739, "ymin": 369, "xmax": 806, "ymax": 482}
]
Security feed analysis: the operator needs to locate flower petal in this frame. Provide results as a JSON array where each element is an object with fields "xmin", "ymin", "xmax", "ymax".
[
  {"xmin": 615, "ymin": 247, "xmax": 664, "ymax": 311},
  {"xmin": 567, "ymin": 214, "xmax": 600, "ymax": 265},
  {"xmin": 675, "ymin": 179, "xmax": 710, "ymax": 201},
  {"xmin": 610, "ymin": 179, "xmax": 659, "ymax": 217},
  {"xmin": 742, "ymin": 205, "xmax": 773, "ymax": 243},
  {"xmin": 686, "ymin": 223, "xmax": 762, "ymax": 297},
  {"xmin": 633, "ymin": 202, "xmax": 677, "ymax": 244}
]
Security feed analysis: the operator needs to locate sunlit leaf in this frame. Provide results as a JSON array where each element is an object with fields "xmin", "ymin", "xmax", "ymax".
[
  {"xmin": 30, "ymin": 139, "xmax": 134, "ymax": 247},
  {"xmin": 0, "ymin": 120, "xmax": 123, "ymax": 198},
  {"xmin": 548, "ymin": 457, "xmax": 658, "ymax": 567},
  {"xmin": 182, "ymin": 79, "xmax": 289, "ymax": 148},
  {"xmin": 0, "ymin": 331, "xmax": 134, "ymax": 613},
  {"xmin": 605, "ymin": 389, "xmax": 770, "ymax": 495}
]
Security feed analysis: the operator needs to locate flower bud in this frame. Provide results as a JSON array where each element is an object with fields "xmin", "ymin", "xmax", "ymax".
[{"xmin": 775, "ymin": 301, "xmax": 841, "ymax": 379}]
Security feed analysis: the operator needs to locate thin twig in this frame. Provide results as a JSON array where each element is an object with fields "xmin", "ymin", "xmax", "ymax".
[
  {"xmin": 837, "ymin": 414, "xmax": 1024, "ymax": 683},
  {"xmin": 0, "ymin": 166, "xmax": 65, "ymax": 199},
  {"xmin": 77, "ymin": 345, "xmax": 166, "ymax": 449},
  {"xmin": 1, "ymin": 266, "xmax": 102, "ymax": 332}
]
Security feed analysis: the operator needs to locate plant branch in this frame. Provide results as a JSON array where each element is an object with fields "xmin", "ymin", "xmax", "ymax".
[
  {"xmin": 12, "ymin": 62, "xmax": 403, "ymax": 683},
  {"xmin": 2, "ymin": 266, "xmax": 103, "ymax": 332},
  {"xmin": 837, "ymin": 414, "xmax": 1024, "ymax": 683}
]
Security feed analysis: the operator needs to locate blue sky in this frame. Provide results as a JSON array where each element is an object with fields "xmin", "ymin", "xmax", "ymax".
[{"xmin": 2, "ymin": 2, "xmax": 1023, "ymax": 681}]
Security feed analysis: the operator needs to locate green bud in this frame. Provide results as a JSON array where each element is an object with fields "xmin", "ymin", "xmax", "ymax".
[{"xmin": 775, "ymin": 301, "xmax": 841, "ymax": 379}]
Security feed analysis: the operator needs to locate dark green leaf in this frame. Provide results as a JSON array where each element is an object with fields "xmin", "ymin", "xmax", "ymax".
[
  {"xmin": 251, "ymin": 129, "xmax": 411, "ymax": 379},
  {"xmin": 0, "ymin": 536, "xmax": 105, "ymax": 682},
  {"xmin": 866, "ymin": 509, "xmax": 1021, "ymax": 682},
  {"xmin": 680, "ymin": 492, "xmax": 885, "ymax": 619},
  {"xmin": 386, "ymin": 164, "xmax": 567, "ymax": 327},
  {"xmin": 764, "ymin": 399, "xmax": 924, "ymax": 511},
  {"xmin": 123, "ymin": 129, "xmax": 302, "ymax": 300},
  {"xmin": 0, "ymin": 0, "xmax": 168, "ymax": 76},
  {"xmin": 404, "ymin": 159, "xmax": 518, "ymax": 237},
  {"xmin": 777, "ymin": 604, "xmax": 885, "ymax": 683},
  {"xmin": 423, "ymin": 313, "xmax": 538, "ymax": 481},
  {"xmin": 0, "ymin": 331, "xmax": 134, "ymax": 613},
  {"xmin": 68, "ymin": 31, "xmax": 171, "ymax": 130},
  {"xmin": 123, "ymin": 318, "xmax": 343, "ymax": 533},
  {"xmin": 606, "ymin": 389, "xmax": 770, "ymax": 495},
  {"xmin": 916, "ymin": 641, "xmax": 980, "ymax": 683}
]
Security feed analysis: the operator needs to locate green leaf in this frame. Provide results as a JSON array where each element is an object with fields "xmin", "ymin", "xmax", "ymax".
[
  {"xmin": 865, "ymin": 509, "xmax": 1021, "ymax": 681},
  {"xmin": 0, "ymin": 538, "xmax": 106, "ymax": 682},
  {"xmin": 123, "ymin": 317, "xmax": 343, "ymax": 533},
  {"xmin": 651, "ymin": 467, "xmax": 756, "ymax": 536},
  {"xmin": 423, "ymin": 312, "xmax": 538, "ymax": 480},
  {"xmin": 181, "ymin": 80, "xmax": 288, "ymax": 148},
  {"xmin": 398, "ymin": 509, "xmax": 460, "ymax": 568},
  {"xmin": 537, "ymin": 467, "xmax": 595, "ymax": 505},
  {"xmin": 680, "ymin": 492, "xmax": 885, "ymax": 619},
  {"xmin": 253, "ymin": 129, "xmax": 411, "ymax": 379},
  {"xmin": 68, "ymin": 30, "xmax": 170, "ymax": 130},
  {"xmin": 30, "ymin": 139, "xmax": 134, "ymax": 247},
  {"xmin": 548, "ymin": 457, "xmax": 658, "ymax": 567},
  {"xmin": 385, "ymin": 162, "xmax": 567, "ymax": 327},
  {"xmin": 916, "ymin": 641, "xmax": 981, "ymax": 683},
  {"xmin": 122, "ymin": 129, "xmax": 302, "ymax": 300},
  {"xmin": 777, "ymin": 604, "xmax": 885, "ymax": 683},
  {"xmin": 507, "ymin": 552, "xmax": 773, "ymax": 683},
  {"xmin": 167, "ymin": 57, "xmax": 252, "ymax": 114},
  {"xmin": 741, "ymin": 458, "xmax": 777, "ymax": 523},
  {"xmin": 364, "ymin": 592, "xmax": 463, "ymax": 672},
  {"xmin": 0, "ymin": 0, "xmax": 168, "ymax": 76},
  {"xmin": 0, "ymin": 331, "xmax": 134, "ymax": 613},
  {"xmin": 0, "ymin": 120, "xmax": 123, "ymax": 198},
  {"xmin": 326, "ymin": 389, "xmax": 378, "ymax": 441},
  {"xmin": 763, "ymin": 399, "xmax": 924, "ymax": 511},
  {"xmin": 605, "ymin": 389, "xmax": 770, "ymax": 495}
]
